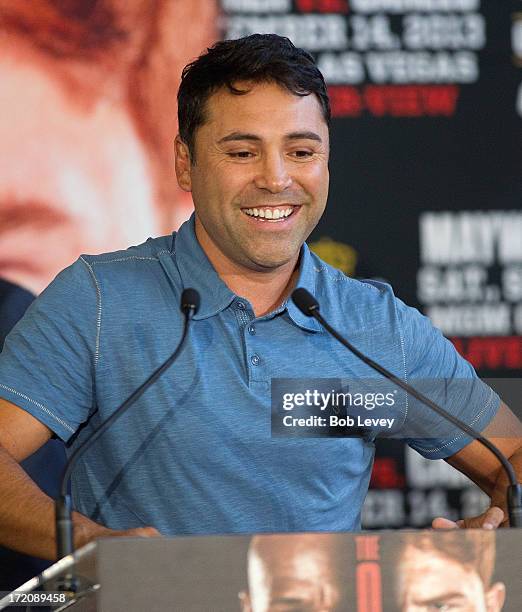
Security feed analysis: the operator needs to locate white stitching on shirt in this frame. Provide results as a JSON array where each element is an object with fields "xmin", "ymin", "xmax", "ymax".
[
  {"xmin": 0, "ymin": 383, "xmax": 75, "ymax": 433},
  {"xmin": 398, "ymin": 310, "xmax": 409, "ymax": 421},
  {"xmin": 80, "ymin": 257, "xmax": 102, "ymax": 369},
  {"xmin": 79, "ymin": 253, "xmax": 167, "ymax": 367},
  {"xmin": 313, "ymin": 266, "xmax": 380, "ymax": 290},
  {"xmin": 93, "ymin": 256, "xmax": 159, "ymax": 264},
  {"xmin": 415, "ymin": 386, "xmax": 496, "ymax": 454}
]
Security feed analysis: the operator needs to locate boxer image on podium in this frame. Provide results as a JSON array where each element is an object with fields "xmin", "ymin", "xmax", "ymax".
[
  {"xmin": 239, "ymin": 533, "xmax": 351, "ymax": 612},
  {"xmin": 0, "ymin": 33, "xmax": 521, "ymax": 561},
  {"xmin": 395, "ymin": 531, "xmax": 506, "ymax": 612}
]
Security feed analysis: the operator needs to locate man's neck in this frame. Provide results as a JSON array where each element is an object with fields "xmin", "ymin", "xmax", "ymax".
[{"xmin": 195, "ymin": 222, "xmax": 301, "ymax": 317}]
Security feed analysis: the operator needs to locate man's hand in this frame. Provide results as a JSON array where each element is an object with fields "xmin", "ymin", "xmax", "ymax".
[
  {"xmin": 432, "ymin": 506, "xmax": 505, "ymax": 530},
  {"xmin": 73, "ymin": 514, "xmax": 161, "ymax": 551},
  {"xmin": 107, "ymin": 526, "xmax": 161, "ymax": 539},
  {"xmin": 436, "ymin": 402, "xmax": 522, "ymax": 530}
]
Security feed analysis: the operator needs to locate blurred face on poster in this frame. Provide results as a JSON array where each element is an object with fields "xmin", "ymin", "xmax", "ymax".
[
  {"xmin": 0, "ymin": 0, "xmax": 217, "ymax": 295},
  {"xmin": 397, "ymin": 543, "xmax": 506, "ymax": 612},
  {"xmin": 239, "ymin": 534, "xmax": 349, "ymax": 612}
]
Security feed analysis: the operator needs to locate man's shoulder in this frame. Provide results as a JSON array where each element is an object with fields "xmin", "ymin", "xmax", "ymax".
[
  {"xmin": 79, "ymin": 234, "xmax": 174, "ymax": 267},
  {"xmin": 309, "ymin": 250, "xmax": 393, "ymax": 301},
  {"xmin": 308, "ymin": 249, "xmax": 406, "ymax": 336},
  {"xmin": 64, "ymin": 233, "xmax": 181, "ymax": 299}
]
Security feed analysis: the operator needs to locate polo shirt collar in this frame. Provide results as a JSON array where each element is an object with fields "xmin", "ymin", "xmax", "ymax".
[
  {"xmin": 285, "ymin": 242, "xmax": 323, "ymax": 333},
  {"xmin": 174, "ymin": 213, "xmax": 322, "ymax": 332},
  {"xmin": 174, "ymin": 214, "xmax": 236, "ymax": 320}
]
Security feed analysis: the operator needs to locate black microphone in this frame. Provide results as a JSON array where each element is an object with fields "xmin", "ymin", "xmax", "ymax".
[
  {"xmin": 181, "ymin": 288, "xmax": 200, "ymax": 316},
  {"xmin": 292, "ymin": 287, "xmax": 522, "ymax": 528},
  {"xmin": 55, "ymin": 288, "xmax": 200, "ymax": 590}
]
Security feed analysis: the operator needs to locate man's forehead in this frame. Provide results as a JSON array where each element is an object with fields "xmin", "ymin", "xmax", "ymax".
[
  {"xmin": 399, "ymin": 546, "xmax": 485, "ymax": 594},
  {"xmin": 251, "ymin": 540, "xmax": 338, "ymax": 577},
  {"xmin": 201, "ymin": 81, "xmax": 328, "ymax": 135}
]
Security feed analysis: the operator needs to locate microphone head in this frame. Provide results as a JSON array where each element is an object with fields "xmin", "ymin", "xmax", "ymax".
[
  {"xmin": 181, "ymin": 288, "xmax": 200, "ymax": 316},
  {"xmin": 291, "ymin": 288, "xmax": 319, "ymax": 317}
]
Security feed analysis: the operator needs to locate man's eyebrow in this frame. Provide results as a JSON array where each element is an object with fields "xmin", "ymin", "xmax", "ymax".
[
  {"xmin": 413, "ymin": 593, "xmax": 466, "ymax": 605},
  {"xmin": 217, "ymin": 131, "xmax": 323, "ymax": 144},
  {"xmin": 285, "ymin": 131, "xmax": 323, "ymax": 143},
  {"xmin": 218, "ymin": 132, "xmax": 261, "ymax": 144}
]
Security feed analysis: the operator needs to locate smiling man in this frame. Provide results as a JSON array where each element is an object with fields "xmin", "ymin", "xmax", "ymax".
[
  {"xmin": 174, "ymin": 49, "xmax": 330, "ymax": 317},
  {"xmin": 0, "ymin": 34, "xmax": 521, "ymax": 561}
]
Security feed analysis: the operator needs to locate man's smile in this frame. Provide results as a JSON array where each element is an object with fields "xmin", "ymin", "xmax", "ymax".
[{"xmin": 241, "ymin": 204, "xmax": 301, "ymax": 222}]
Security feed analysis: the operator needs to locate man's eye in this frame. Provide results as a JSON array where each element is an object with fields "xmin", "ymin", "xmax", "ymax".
[
  {"xmin": 290, "ymin": 150, "xmax": 314, "ymax": 158},
  {"xmin": 269, "ymin": 598, "xmax": 313, "ymax": 611},
  {"xmin": 229, "ymin": 151, "xmax": 254, "ymax": 158},
  {"xmin": 426, "ymin": 603, "xmax": 457, "ymax": 611}
]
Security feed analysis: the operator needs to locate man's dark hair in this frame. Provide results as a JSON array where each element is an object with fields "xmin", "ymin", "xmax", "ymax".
[{"xmin": 177, "ymin": 34, "xmax": 330, "ymax": 160}]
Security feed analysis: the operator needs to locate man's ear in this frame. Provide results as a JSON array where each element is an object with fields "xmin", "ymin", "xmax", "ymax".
[
  {"xmin": 485, "ymin": 582, "xmax": 506, "ymax": 612},
  {"xmin": 238, "ymin": 590, "xmax": 252, "ymax": 612},
  {"xmin": 174, "ymin": 135, "xmax": 193, "ymax": 192}
]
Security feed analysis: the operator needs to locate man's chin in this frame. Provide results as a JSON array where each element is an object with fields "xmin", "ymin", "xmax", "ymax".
[{"xmin": 244, "ymin": 252, "xmax": 300, "ymax": 273}]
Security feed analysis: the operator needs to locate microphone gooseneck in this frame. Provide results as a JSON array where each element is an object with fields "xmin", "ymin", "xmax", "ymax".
[
  {"xmin": 291, "ymin": 287, "xmax": 522, "ymax": 528},
  {"xmin": 55, "ymin": 288, "xmax": 200, "ymax": 590}
]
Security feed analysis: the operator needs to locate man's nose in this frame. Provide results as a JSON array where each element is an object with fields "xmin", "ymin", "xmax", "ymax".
[{"xmin": 254, "ymin": 154, "xmax": 292, "ymax": 193}]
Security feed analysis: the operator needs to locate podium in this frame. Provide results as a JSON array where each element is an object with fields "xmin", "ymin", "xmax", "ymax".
[{"xmin": 1, "ymin": 530, "xmax": 520, "ymax": 611}]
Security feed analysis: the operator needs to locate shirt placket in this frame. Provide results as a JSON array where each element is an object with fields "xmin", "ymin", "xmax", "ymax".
[{"xmin": 234, "ymin": 299, "xmax": 269, "ymax": 390}]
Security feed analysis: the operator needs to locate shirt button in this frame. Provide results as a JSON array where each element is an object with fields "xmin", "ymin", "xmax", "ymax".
[
  {"xmin": 237, "ymin": 301, "xmax": 246, "ymax": 310},
  {"xmin": 248, "ymin": 324, "xmax": 256, "ymax": 335},
  {"xmin": 250, "ymin": 354, "xmax": 260, "ymax": 366}
]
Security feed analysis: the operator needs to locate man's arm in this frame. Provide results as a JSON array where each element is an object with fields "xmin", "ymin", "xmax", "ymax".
[
  {"xmin": 0, "ymin": 399, "xmax": 159, "ymax": 560},
  {"xmin": 433, "ymin": 401, "xmax": 522, "ymax": 529}
]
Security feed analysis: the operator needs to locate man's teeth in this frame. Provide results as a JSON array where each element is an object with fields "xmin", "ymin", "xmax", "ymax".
[{"xmin": 243, "ymin": 207, "xmax": 294, "ymax": 220}]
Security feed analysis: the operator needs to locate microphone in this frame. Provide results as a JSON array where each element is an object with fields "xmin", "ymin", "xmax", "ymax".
[
  {"xmin": 55, "ymin": 288, "xmax": 200, "ymax": 590},
  {"xmin": 292, "ymin": 287, "xmax": 522, "ymax": 528},
  {"xmin": 181, "ymin": 288, "xmax": 200, "ymax": 316}
]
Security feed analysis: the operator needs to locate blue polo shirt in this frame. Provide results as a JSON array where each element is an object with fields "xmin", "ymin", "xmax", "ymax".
[{"xmin": 0, "ymin": 215, "xmax": 499, "ymax": 534}]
